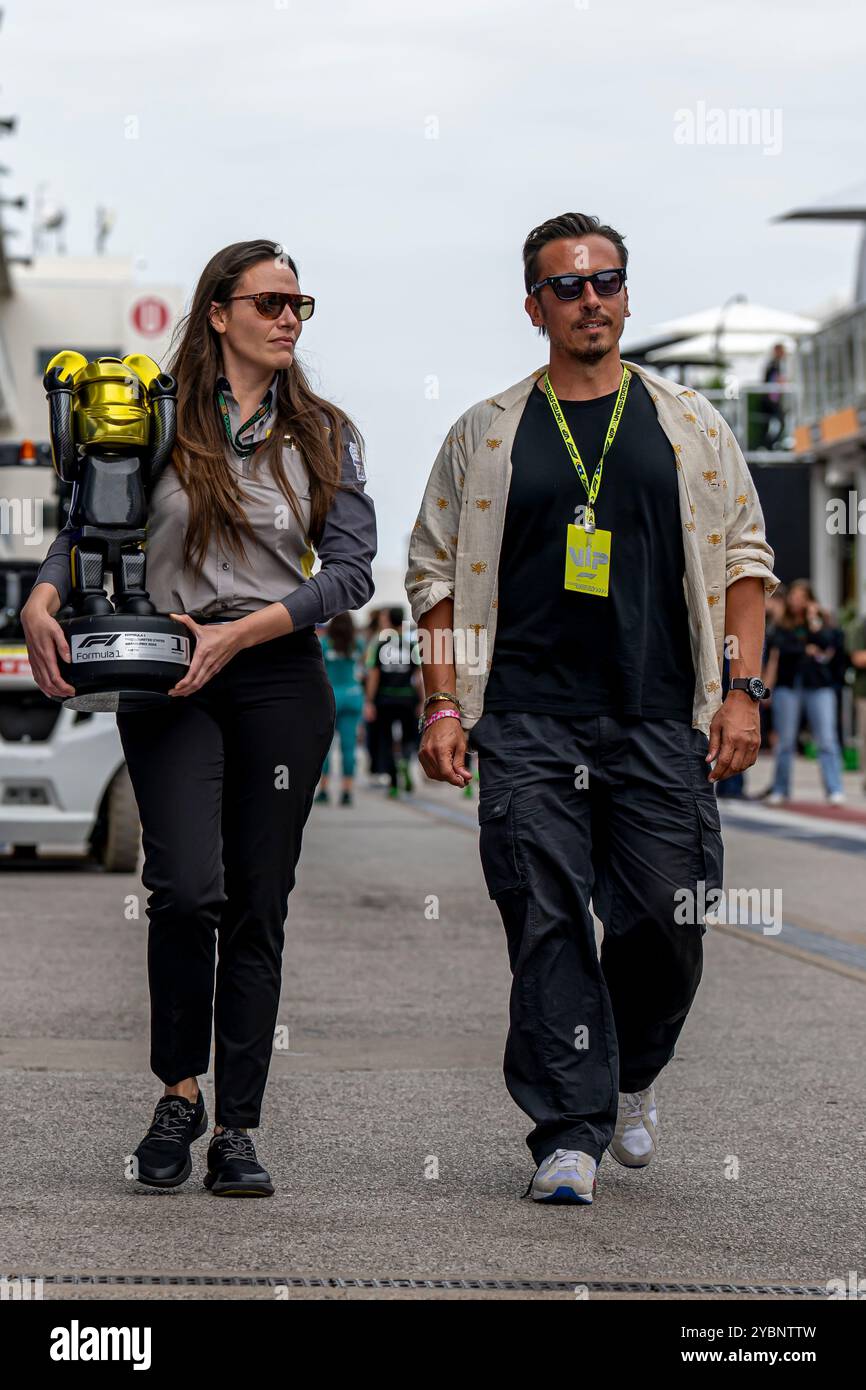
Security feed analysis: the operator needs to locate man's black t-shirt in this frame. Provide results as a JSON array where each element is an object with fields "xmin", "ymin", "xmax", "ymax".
[{"xmin": 483, "ymin": 373, "xmax": 695, "ymax": 720}]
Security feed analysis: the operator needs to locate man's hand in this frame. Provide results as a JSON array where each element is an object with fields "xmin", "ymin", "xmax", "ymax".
[
  {"xmin": 706, "ymin": 691, "xmax": 761, "ymax": 782},
  {"xmin": 167, "ymin": 613, "xmax": 243, "ymax": 696},
  {"xmin": 418, "ymin": 712, "xmax": 473, "ymax": 787}
]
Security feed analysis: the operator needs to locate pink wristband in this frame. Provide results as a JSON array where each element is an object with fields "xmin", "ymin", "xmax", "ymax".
[{"xmin": 421, "ymin": 708, "xmax": 461, "ymax": 735}]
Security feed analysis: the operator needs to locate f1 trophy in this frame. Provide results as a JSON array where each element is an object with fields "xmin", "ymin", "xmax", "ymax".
[{"xmin": 44, "ymin": 350, "xmax": 195, "ymax": 712}]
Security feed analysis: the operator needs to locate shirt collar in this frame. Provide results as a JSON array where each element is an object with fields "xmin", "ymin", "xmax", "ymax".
[
  {"xmin": 215, "ymin": 372, "xmax": 280, "ymax": 453},
  {"xmin": 215, "ymin": 371, "xmax": 279, "ymax": 409},
  {"xmin": 487, "ymin": 360, "xmax": 694, "ymax": 414}
]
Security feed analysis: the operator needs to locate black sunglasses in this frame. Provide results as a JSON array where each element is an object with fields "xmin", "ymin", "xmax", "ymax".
[
  {"xmin": 225, "ymin": 291, "xmax": 315, "ymax": 321},
  {"xmin": 530, "ymin": 268, "xmax": 626, "ymax": 301}
]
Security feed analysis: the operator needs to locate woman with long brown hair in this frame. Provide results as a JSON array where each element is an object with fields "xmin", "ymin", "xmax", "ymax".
[{"xmin": 23, "ymin": 239, "xmax": 377, "ymax": 1196}]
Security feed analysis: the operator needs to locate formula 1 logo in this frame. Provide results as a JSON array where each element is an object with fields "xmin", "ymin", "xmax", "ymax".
[{"xmin": 78, "ymin": 634, "xmax": 122, "ymax": 648}]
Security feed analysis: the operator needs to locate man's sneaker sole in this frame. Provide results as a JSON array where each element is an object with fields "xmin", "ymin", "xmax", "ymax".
[{"xmin": 531, "ymin": 1178, "xmax": 597, "ymax": 1205}]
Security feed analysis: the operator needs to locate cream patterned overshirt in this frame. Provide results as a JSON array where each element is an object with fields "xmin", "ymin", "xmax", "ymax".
[{"xmin": 404, "ymin": 358, "xmax": 780, "ymax": 736}]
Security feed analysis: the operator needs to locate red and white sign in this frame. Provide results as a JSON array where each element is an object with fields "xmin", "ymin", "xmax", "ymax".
[
  {"xmin": 130, "ymin": 296, "xmax": 171, "ymax": 337},
  {"xmin": 0, "ymin": 652, "xmax": 32, "ymax": 679}
]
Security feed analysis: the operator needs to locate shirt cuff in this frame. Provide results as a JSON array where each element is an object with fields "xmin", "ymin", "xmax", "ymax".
[{"xmin": 280, "ymin": 583, "xmax": 324, "ymax": 632}]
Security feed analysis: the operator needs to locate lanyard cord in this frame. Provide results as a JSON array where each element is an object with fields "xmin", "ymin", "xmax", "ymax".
[
  {"xmin": 542, "ymin": 366, "xmax": 631, "ymax": 517},
  {"xmin": 216, "ymin": 389, "xmax": 272, "ymax": 459}
]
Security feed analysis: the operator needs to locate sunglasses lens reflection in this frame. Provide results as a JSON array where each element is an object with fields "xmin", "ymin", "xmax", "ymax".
[
  {"xmin": 255, "ymin": 294, "xmax": 286, "ymax": 319},
  {"xmin": 553, "ymin": 277, "xmax": 585, "ymax": 300},
  {"xmin": 594, "ymin": 271, "xmax": 623, "ymax": 295}
]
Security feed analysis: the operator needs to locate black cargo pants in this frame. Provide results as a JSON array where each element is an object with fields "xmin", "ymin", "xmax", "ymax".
[{"xmin": 467, "ymin": 710, "xmax": 724, "ymax": 1165}]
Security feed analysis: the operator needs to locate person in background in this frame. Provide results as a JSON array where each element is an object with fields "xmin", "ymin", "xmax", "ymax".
[
  {"xmin": 766, "ymin": 579, "xmax": 846, "ymax": 804},
  {"xmin": 844, "ymin": 610, "xmax": 866, "ymax": 793},
  {"xmin": 364, "ymin": 605, "xmax": 423, "ymax": 797},
  {"xmin": 749, "ymin": 585, "xmax": 786, "ymax": 798},
  {"xmin": 361, "ymin": 608, "xmax": 387, "ymax": 782},
  {"xmin": 317, "ymin": 612, "xmax": 367, "ymax": 806},
  {"xmin": 761, "ymin": 343, "xmax": 787, "ymax": 450}
]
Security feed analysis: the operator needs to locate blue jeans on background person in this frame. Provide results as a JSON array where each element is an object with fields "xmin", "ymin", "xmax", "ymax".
[
  {"xmin": 715, "ymin": 770, "xmax": 744, "ymax": 798},
  {"xmin": 322, "ymin": 692, "xmax": 363, "ymax": 779},
  {"xmin": 771, "ymin": 682, "xmax": 844, "ymax": 798}
]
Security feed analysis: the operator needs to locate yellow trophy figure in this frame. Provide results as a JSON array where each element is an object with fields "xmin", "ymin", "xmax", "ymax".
[{"xmin": 43, "ymin": 352, "xmax": 194, "ymax": 712}]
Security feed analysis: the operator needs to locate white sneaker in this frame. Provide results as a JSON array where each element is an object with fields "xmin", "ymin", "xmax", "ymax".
[
  {"xmin": 828, "ymin": 792, "xmax": 846, "ymax": 806},
  {"xmin": 529, "ymin": 1149, "xmax": 598, "ymax": 1204},
  {"xmin": 608, "ymin": 1085, "xmax": 658, "ymax": 1168},
  {"xmin": 766, "ymin": 792, "xmax": 786, "ymax": 806}
]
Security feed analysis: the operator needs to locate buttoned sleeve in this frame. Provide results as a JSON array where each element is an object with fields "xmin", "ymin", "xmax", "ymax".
[
  {"xmin": 717, "ymin": 413, "xmax": 780, "ymax": 594},
  {"xmin": 404, "ymin": 418, "xmax": 466, "ymax": 622},
  {"xmin": 279, "ymin": 421, "xmax": 377, "ymax": 630}
]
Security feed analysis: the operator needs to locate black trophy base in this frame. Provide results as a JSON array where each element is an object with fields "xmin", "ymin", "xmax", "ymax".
[{"xmin": 56, "ymin": 612, "xmax": 195, "ymax": 714}]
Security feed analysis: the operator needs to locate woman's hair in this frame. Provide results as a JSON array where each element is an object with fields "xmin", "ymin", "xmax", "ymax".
[
  {"xmin": 164, "ymin": 238, "xmax": 362, "ymax": 579},
  {"xmin": 326, "ymin": 610, "xmax": 356, "ymax": 656},
  {"xmin": 779, "ymin": 577, "xmax": 817, "ymax": 627}
]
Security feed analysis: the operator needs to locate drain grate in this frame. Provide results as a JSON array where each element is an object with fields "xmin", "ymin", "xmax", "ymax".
[{"xmin": 9, "ymin": 1272, "xmax": 829, "ymax": 1296}]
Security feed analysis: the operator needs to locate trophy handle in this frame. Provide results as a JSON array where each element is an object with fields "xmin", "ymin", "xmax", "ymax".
[
  {"xmin": 145, "ymin": 372, "xmax": 178, "ymax": 491},
  {"xmin": 43, "ymin": 362, "xmax": 82, "ymax": 483}
]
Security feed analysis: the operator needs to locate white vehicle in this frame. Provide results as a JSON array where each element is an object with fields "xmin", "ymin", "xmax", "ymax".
[
  {"xmin": 0, "ymin": 450, "xmax": 140, "ymax": 870},
  {"xmin": 0, "ymin": 644, "xmax": 139, "ymax": 870}
]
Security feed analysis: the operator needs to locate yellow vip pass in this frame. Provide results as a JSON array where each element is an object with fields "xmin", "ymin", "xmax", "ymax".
[
  {"xmin": 543, "ymin": 366, "xmax": 631, "ymax": 600},
  {"xmin": 565, "ymin": 524, "xmax": 612, "ymax": 596}
]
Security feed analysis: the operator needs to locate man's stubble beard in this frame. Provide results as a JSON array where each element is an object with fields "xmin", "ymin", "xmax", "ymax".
[{"xmin": 548, "ymin": 319, "xmax": 623, "ymax": 366}]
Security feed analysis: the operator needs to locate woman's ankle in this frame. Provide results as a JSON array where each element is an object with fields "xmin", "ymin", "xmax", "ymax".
[{"xmin": 164, "ymin": 1079, "xmax": 199, "ymax": 1103}]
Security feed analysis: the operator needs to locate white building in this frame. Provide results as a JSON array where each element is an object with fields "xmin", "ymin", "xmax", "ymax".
[{"xmin": 0, "ymin": 253, "xmax": 185, "ymax": 446}]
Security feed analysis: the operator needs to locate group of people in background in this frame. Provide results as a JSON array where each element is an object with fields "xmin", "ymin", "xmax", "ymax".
[
  {"xmin": 725, "ymin": 577, "xmax": 866, "ymax": 804},
  {"xmin": 315, "ymin": 605, "xmax": 428, "ymax": 805}
]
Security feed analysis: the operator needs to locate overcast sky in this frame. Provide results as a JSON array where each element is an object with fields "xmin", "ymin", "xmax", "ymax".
[{"xmin": 3, "ymin": 0, "xmax": 864, "ymax": 567}]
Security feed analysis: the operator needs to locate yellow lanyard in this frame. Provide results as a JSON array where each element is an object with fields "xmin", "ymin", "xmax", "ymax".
[{"xmin": 543, "ymin": 366, "xmax": 631, "ymax": 527}]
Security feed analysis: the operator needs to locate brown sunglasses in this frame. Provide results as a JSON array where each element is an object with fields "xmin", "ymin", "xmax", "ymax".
[{"xmin": 225, "ymin": 291, "xmax": 315, "ymax": 321}]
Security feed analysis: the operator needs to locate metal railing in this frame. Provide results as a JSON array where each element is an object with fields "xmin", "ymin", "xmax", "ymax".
[
  {"xmin": 700, "ymin": 382, "xmax": 797, "ymax": 459},
  {"xmin": 795, "ymin": 302, "xmax": 866, "ymax": 426}
]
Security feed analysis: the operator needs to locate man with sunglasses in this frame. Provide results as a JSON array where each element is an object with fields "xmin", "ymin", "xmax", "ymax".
[{"xmin": 406, "ymin": 212, "xmax": 778, "ymax": 1205}]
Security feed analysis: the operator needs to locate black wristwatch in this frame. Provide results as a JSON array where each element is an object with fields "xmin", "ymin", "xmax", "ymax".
[{"xmin": 730, "ymin": 676, "xmax": 769, "ymax": 701}]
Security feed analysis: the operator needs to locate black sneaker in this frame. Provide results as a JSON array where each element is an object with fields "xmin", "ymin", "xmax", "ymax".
[
  {"xmin": 204, "ymin": 1128, "xmax": 274, "ymax": 1197},
  {"xmin": 340, "ymin": 790, "xmax": 353, "ymax": 806},
  {"xmin": 132, "ymin": 1091, "xmax": 208, "ymax": 1188}
]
